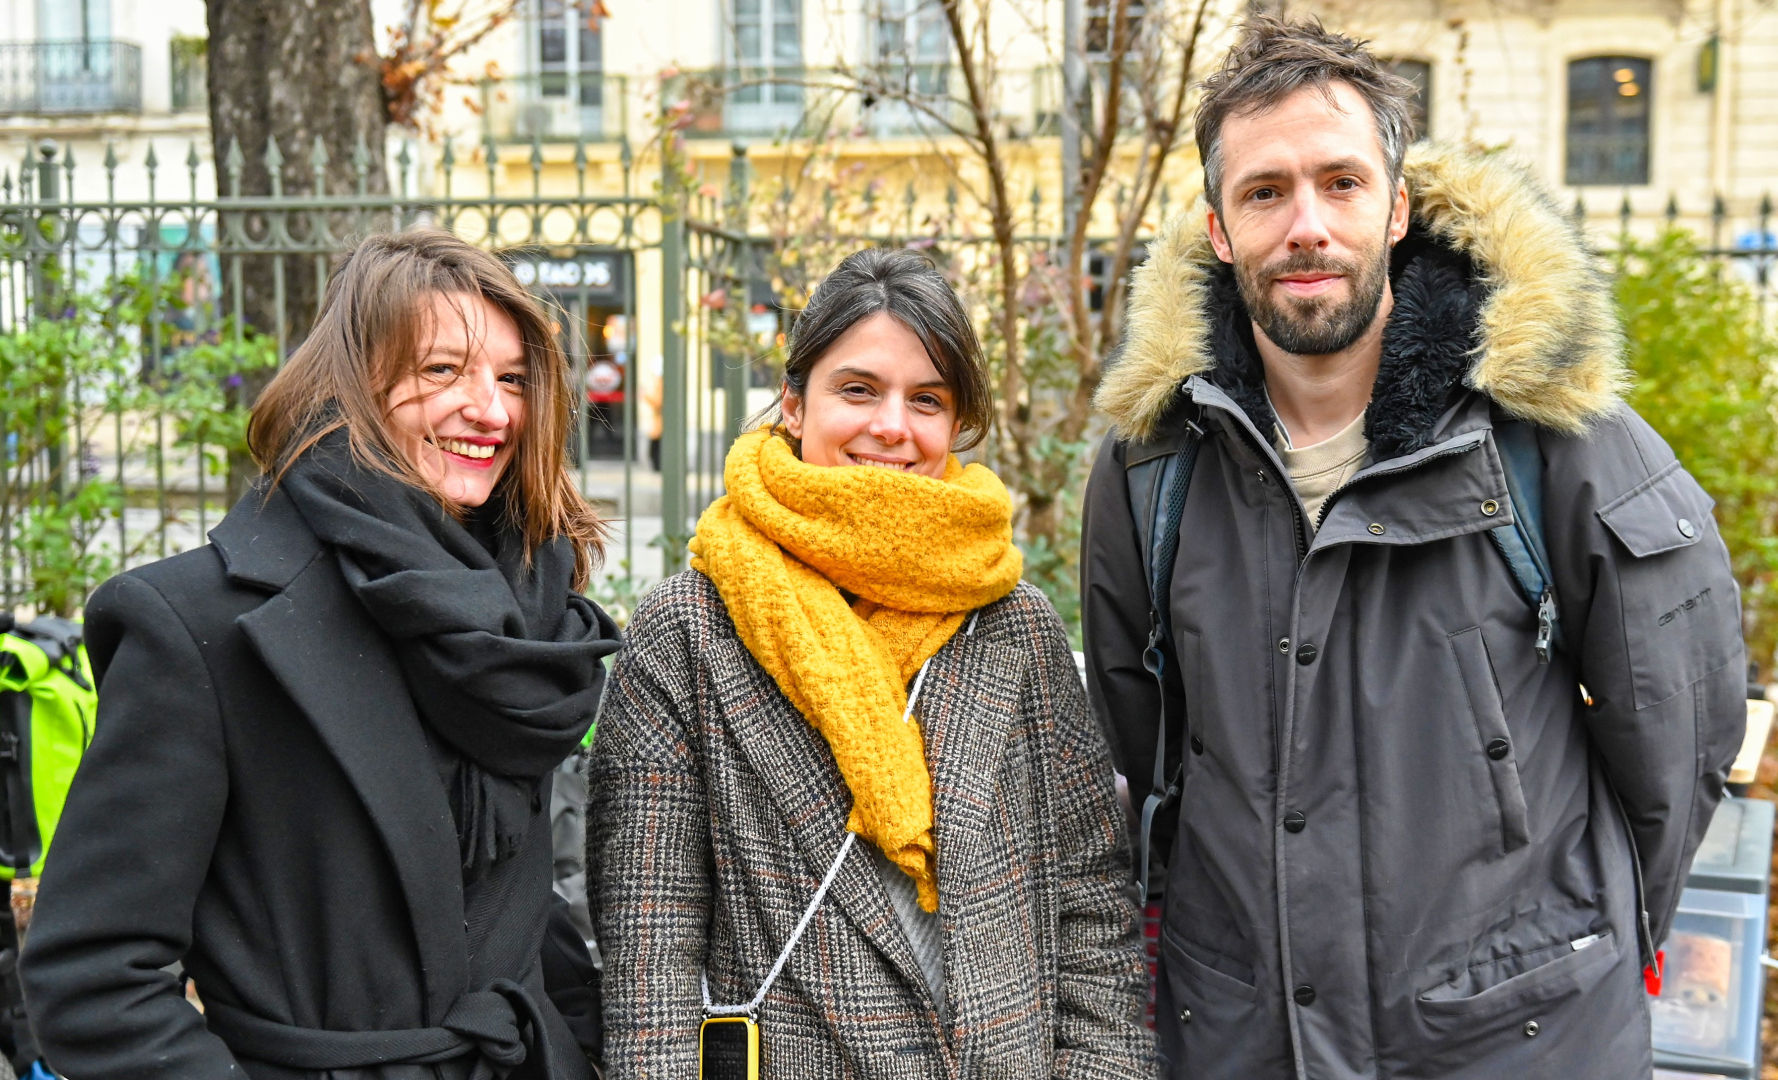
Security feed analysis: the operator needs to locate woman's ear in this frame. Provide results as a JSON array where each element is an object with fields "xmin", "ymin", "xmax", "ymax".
[{"xmin": 781, "ymin": 386, "xmax": 805, "ymax": 439}]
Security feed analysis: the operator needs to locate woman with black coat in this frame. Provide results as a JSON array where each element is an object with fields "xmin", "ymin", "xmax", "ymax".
[{"xmin": 19, "ymin": 230, "xmax": 621, "ymax": 1080}]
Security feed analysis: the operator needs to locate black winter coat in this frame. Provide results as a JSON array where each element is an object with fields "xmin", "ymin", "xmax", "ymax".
[
  {"xmin": 19, "ymin": 487, "xmax": 595, "ymax": 1080},
  {"xmin": 1083, "ymin": 144, "xmax": 1745, "ymax": 1079}
]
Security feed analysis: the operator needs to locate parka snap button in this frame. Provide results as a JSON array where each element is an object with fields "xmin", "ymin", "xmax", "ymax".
[
  {"xmin": 1367, "ymin": 522, "xmax": 1386, "ymax": 535},
  {"xmin": 1293, "ymin": 985, "xmax": 1316, "ymax": 1006},
  {"xmin": 1523, "ymin": 1020, "xmax": 1540, "ymax": 1038},
  {"xmin": 1481, "ymin": 500, "xmax": 1499, "ymax": 516},
  {"xmin": 1283, "ymin": 811, "xmax": 1307, "ymax": 833},
  {"xmin": 1278, "ymin": 637, "xmax": 1291, "ymax": 654},
  {"xmin": 1486, "ymin": 738, "xmax": 1510, "ymax": 760},
  {"xmin": 1180, "ymin": 1007, "xmax": 1192, "ymax": 1024},
  {"xmin": 1296, "ymin": 643, "xmax": 1318, "ymax": 665},
  {"xmin": 1190, "ymin": 735, "xmax": 1205, "ymax": 755},
  {"xmin": 1677, "ymin": 518, "xmax": 1697, "ymax": 539}
]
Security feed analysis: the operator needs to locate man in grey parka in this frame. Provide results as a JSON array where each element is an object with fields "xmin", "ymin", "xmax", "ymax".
[{"xmin": 1081, "ymin": 17, "xmax": 1745, "ymax": 1080}]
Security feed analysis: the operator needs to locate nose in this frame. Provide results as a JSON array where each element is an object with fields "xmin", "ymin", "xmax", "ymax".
[
  {"xmin": 1285, "ymin": 191, "xmax": 1332, "ymax": 254},
  {"xmin": 457, "ymin": 366, "xmax": 511, "ymax": 431},
  {"xmin": 867, "ymin": 394, "xmax": 912, "ymax": 447}
]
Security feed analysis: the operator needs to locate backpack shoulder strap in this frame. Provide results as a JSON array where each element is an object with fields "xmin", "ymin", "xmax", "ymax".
[
  {"xmin": 1489, "ymin": 418, "xmax": 1562, "ymax": 662},
  {"xmin": 12, "ymin": 617, "xmax": 89, "ymax": 691},
  {"xmin": 1122, "ymin": 406, "xmax": 1204, "ymax": 903}
]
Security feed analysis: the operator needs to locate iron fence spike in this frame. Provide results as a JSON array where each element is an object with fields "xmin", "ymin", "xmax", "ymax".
[
  {"xmin": 225, "ymin": 136, "xmax": 244, "ymax": 172},
  {"xmin": 1665, "ymin": 193, "xmax": 1679, "ymax": 223},
  {"xmin": 310, "ymin": 136, "xmax": 330, "ymax": 169},
  {"xmin": 143, "ymin": 142, "xmax": 157, "ymax": 171},
  {"xmin": 352, "ymin": 134, "xmax": 372, "ymax": 173},
  {"xmin": 396, "ymin": 140, "xmax": 412, "ymax": 169},
  {"xmin": 186, "ymin": 142, "xmax": 201, "ymax": 171},
  {"xmin": 573, "ymin": 138, "xmax": 587, "ymax": 170},
  {"xmin": 263, "ymin": 136, "xmax": 283, "ymax": 171},
  {"xmin": 441, "ymin": 135, "xmax": 456, "ymax": 170}
]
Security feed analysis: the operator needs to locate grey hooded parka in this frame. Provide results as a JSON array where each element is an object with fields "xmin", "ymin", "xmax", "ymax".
[{"xmin": 1081, "ymin": 144, "xmax": 1746, "ymax": 1080}]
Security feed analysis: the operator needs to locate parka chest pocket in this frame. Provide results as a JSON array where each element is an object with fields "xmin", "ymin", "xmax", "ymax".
[{"xmin": 1597, "ymin": 462, "xmax": 1740, "ymax": 710}]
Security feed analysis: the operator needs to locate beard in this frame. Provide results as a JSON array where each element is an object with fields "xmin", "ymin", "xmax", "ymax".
[{"xmin": 1233, "ymin": 232, "xmax": 1391, "ymax": 357}]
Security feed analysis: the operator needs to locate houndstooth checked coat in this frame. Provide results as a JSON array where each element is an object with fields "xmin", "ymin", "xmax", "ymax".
[{"xmin": 587, "ymin": 571, "xmax": 1156, "ymax": 1079}]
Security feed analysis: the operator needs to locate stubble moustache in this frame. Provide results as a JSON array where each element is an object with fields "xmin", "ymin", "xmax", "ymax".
[{"xmin": 1234, "ymin": 235, "xmax": 1391, "ymax": 357}]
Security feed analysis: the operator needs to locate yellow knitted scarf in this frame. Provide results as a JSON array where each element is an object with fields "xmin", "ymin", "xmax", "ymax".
[{"xmin": 689, "ymin": 429, "xmax": 1023, "ymax": 911}]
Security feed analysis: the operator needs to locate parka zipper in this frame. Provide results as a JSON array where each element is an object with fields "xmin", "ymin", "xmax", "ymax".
[
  {"xmin": 1216, "ymin": 417, "xmax": 1310, "ymax": 561},
  {"xmin": 1311, "ymin": 437, "xmax": 1485, "ymax": 534}
]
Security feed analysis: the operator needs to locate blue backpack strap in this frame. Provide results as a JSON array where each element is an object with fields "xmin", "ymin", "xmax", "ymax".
[
  {"xmin": 1122, "ymin": 409, "xmax": 1203, "ymax": 904},
  {"xmin": 1489, "ymin": 418, "xmax": 1562, "ymax": 663}
]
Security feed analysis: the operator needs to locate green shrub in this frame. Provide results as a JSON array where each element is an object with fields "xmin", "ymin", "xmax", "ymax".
[{"xmin": 1616, "ymin": 229, "xmax": 1778, "ymax": 669}]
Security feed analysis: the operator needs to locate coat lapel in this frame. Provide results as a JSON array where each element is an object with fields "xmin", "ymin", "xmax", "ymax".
[
  {"xmin": 223, "ymin": 497, "xmax": 469, "ymax": 1024},
  {"xmin": 917, "ymin": 612, "xmax": 1024, "ymax": 908},
  {"xmin": 715, "ymin": 634, "xmax": 935, "ymax": 1000}
]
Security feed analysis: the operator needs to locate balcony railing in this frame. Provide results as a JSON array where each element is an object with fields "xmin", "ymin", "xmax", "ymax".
[
  {"xmin": 477, "ymin": 74, "xmax": 630, "ymax": 143},
  {"xmin": 0, "ymin": 41, "xmax": 142, "ymax": 115},
  {"xmin": 661, "ymin": 66, "xmax": 1071, "ymax": 141}
]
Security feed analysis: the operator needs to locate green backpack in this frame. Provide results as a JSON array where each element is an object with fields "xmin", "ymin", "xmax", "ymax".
[{"xmin": 0, "ymin": 616, "xmax": 96, "ymax": 880}]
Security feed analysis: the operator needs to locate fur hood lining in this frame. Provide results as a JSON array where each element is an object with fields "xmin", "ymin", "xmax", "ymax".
[{"xmin": 1097, "ymin": 143, "xmax": 1630, "ymax": 443}]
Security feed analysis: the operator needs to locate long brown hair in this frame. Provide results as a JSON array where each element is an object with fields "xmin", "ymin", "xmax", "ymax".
[{"xmin": 248, "ymin": 229, "xmax": 605, "ymax": 589}]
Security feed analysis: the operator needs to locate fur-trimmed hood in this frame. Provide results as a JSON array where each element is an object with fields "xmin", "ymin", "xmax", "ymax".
[{"xmin": 1097, "ymin": 143, "xmax": 1629, "ymax": 449}]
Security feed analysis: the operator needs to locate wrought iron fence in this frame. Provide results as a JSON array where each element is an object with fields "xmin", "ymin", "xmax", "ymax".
[
  {"xmin": 0, "ymin": 128, "xmax": 1769, "ymax": 618},
  {"xmin": 1575, "ymin": 190, "xmax": 1778, "ymax": 304},
  {"xmin": 0, "ymin": 134, "xmax": 766, "ymax": 617}
]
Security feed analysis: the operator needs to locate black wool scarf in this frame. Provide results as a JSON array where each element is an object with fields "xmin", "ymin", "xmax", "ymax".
[{"xmin": 282, "ymin": 432, "xmax": 621, "ymax": 878}]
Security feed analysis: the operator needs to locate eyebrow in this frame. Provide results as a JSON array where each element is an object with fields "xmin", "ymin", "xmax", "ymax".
[
  {"xmin": 1231, "ymin": 158, "xmax": 1376, "ymax": 193},
  {"xmin": 423, "ymin": 344, "xmax": 526, "ymax": 366},
  {"xmin": 827, "ymin": 365, "xmax": 951, "ymax": 390}
]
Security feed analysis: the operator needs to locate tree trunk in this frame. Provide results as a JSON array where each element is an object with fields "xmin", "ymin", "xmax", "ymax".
[{"xmin": 206, "ymin": 0, "xmax": 389, "ymax": 504}]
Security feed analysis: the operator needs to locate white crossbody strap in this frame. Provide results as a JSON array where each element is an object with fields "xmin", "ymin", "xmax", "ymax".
[
  {"xmin": 702, "ymin": 831, "xmax": 857, "ymax": 1017},
  {"xmin": 700, "ymin": 607, "xmax": 978, "ymax": 1018}
]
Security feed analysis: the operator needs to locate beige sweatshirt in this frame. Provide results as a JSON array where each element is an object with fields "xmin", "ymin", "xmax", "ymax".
[{"xmin": 1274, "ymin": 410, "xmax": 1369, "ymax": 533}]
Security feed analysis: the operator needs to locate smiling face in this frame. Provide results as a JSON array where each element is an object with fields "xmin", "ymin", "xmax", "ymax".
[
  {"xmin": 1207, "ymin": 81, "xmax": 1411, "ymax": 357},
  {"xmin": 384, "ymin": 291, "xmax": 528, "ymax": 507},
  {"xmin": 780, "ymin": 311, "xmax": 961, "ymax": 479}
]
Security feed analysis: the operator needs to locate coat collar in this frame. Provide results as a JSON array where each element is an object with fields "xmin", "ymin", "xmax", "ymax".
[
  {"xmin": 720, "ymin": 644, "xmax": 941, "ymax": 1015},
  {"xmin": 209, "ymin": 482, "xmax": 323, "ymax": 592},
  {"xmin": 214, "ymin": 486, "xmax": 471, "ymax": 1023},
  {"xmin": 719, "ymin": 587, "xmax": 1022, "ymax": 1033},
  {"xmin": 1098, "ymin": 142, "xmax": 1630, "ymax": 447}
]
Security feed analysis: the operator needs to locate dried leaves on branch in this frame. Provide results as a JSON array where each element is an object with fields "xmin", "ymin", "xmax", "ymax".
[
  {"xmin": 376, "ymin": 0, "xmax": 607, "ymax": 130},
  {"xmin": 829, "ymin": 0, "xmax": 1227, "ymax": 626}
]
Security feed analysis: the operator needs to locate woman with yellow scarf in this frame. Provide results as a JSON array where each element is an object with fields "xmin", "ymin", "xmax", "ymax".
[{"xmin": 589, "ymin": 249, "xmax": 1154, "ymax": 1078}]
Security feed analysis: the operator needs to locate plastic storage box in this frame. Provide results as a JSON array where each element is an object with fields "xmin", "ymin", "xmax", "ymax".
[{"xmin": 1650, "ymin": 796, "xmax": 1774, "ymax": 1079}]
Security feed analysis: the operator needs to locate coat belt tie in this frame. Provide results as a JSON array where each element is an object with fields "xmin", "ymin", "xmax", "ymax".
[{"xmin": 203, "ymin": 977, "xmax": 556, "ymax": 1079}]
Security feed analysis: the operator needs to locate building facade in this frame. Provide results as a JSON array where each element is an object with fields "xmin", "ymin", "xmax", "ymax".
[{"xmin": 0, "ymin": 0, "xmax": 212, "ymax": 202}]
